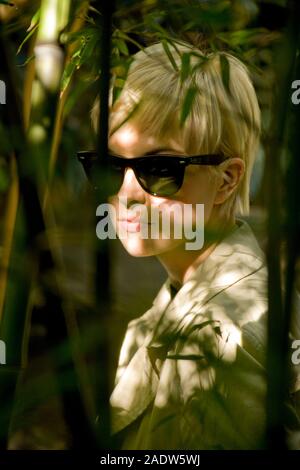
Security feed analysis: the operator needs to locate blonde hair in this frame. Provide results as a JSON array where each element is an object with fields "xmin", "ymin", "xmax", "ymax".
[{"xmin": 91, "ymin": 41, "xmax": 261, "ymax": 215}]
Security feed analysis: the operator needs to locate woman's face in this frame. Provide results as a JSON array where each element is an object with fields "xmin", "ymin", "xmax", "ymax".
[{"xmin": 108, "ymin": 122, "xmax": 220, "ymax": 257}]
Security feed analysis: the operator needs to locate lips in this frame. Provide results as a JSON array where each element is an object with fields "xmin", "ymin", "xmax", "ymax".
[
  {"xmin": 117, "ymin": 216, "xmax": 152, "ymax": 234},
  {"xmin": 118, "ymin": 212, "xmax": 149, "ymax": 223},
  {"xmin": 118, "ymin": 219, "xmax": 141, "ymax": 233},
  {"xmin": 123, "ymin": 217, "xmax": 140, "ymax": 223},
  {"xmin": 121, "ymin": 211, "xmax": 142, "ymax": 222},
  {"xmin": 118, "ymin": 218, "xmax": 151, "ymax": 224}
]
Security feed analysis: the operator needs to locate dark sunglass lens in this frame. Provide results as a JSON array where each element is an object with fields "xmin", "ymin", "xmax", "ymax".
[
  {"xmin": 78, "ymin": 153, "xmax": 125, "ymax": 194},
  {"xmin": 77, "ymin": 153, "xmax": 98, "ymax": 186},
  {"xmin": 93, "ymin": 158, "xmax": 124, "ymax": 195},
  {"xmin": 108, "ymin": 157, "xmax": 125, "ymax": 194},
  {"xmin": 135, "ymin": 158, "xmax": 183, "ymax": 196}
]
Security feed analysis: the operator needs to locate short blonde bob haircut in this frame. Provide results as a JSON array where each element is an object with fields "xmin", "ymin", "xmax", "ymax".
[{"xmin": 91, "ymin": 41, "xmax": 261, "ymax": 216}]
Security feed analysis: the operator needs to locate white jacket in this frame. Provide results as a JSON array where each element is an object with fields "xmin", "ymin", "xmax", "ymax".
[{"xmin": 109, "ymin": 219, "xmax": 300, "ymax": 449}]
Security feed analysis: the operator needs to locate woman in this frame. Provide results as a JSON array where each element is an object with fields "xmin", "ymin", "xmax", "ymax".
[{"xmin": 81, "ymin": 41, "xmax": 296, "ymax": 449}]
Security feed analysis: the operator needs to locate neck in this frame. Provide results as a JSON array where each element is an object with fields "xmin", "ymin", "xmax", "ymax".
[{"xmin": 157, "ymin": 214, "xmax": 237, "ymax": 289}]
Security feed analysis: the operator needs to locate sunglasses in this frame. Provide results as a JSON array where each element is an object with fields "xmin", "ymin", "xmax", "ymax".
[{"xmin": 77, "ymin": 151, "xmax": 229, "ymax": 197}]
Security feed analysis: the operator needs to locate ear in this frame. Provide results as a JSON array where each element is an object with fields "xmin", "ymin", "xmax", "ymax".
[{"xmin": 214, "ymin": 157, "xmax": 245, "ymax": 205}]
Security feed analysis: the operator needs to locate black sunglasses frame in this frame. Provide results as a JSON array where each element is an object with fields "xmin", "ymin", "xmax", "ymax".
[{"xmin": 77, "ymin": 150, "xmax": 229, "ymax": 197}]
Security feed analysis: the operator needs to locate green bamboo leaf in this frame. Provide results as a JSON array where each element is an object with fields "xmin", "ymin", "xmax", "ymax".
[
  {"xmin": 17, "ymin": 25, "xmax": 38, "ymax": 55},
  {"xmin": 17, "ymin": 10, "xmax": 40, "ymax": 54},
  {"xmin": 112, "ymin": 87, "xmax": 120, "ymax": 104},
  {"xmin": 117, "ymin": 30, "xmax": 144, "ymax": 53},
  {"xmin": 162, "ymin": 39, "xmax": 179, "ymax": 72},
  {"xmin": 115, "ymin": 38, "xmax": 129, "ymax": 56},
  {"xmin": 180, "ymin": 86, "xmax": 198, "ymax": 126},
  {"xmin": 17, "ymin": 54, "xmax": 35, "ymax": 67},
  {"xmin": 145, "ymin": 13, "xmax": 168, "ymax": 35},
  {"xmin": 60, "ymin": 48, "xmax": 82, "ymax": 92},
  {"xmin": 63, "ymin": 26, "xmax": 97, "ymax": 45},
  {"xmin": 61, "ymin": 60, "xmax": 77, "ymax": 93},
  {"xmin": 218, "ymin": 28, "xmax": 274, "ymax": 47},
  {"xmin": 220, "ymin": 54, "xmax": 231, "ymax": 95},
  {"xmin": 27, "ymin": 8, "xmax": 41, "ymax": 32},
  {"xmin": 191, "ymin": 52, "xmax": 209, "ymax": 74},
  {"xmin": 79, "ymin": 35, "xmax": 99, "ymax": 65},
  {"xmin": 114, "ymin": 78, "xmax": 126, "ymax": 88},
  {"xmin": 112, "ymin": 76, "xmax": 127, "ymax": 103},
  {"xmin": 180, "ymin": 52, "xmax": 191, "ymax": 83},
  {"xmin": 111, "ymin": 57, "xmax": 132, "ymax": 104}
]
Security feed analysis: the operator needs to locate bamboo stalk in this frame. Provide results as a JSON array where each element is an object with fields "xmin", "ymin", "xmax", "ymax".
[
  {"xmin": 48, "ymin": 0, "xmax": 89, "ymax": 184},
  {"xmin": 265, "ymin": 0, "xmax": 300, "ymax": 449},
  {"xmin": 28, "ymin": 0, "xmax": 70, "ymax": 184},
  {"xmin": 0, "ymin": 24, "xmax": 33, "ymax": 447},
  {"xmin": 35, "ymin": 0, "xmax": 101, "ymax": 436},
  {"xmin": 23, "ymin": 32, "xmax": 37, "ymax": 131},
  {"xmin": 92, "ymin": 0, "xmax": 115, "ymax": 449},
  {"xmin": 26, "ymin": 0, "xmax": 102, "ymax": 448},
  {"xmin": 0, "ymin": 153, "xmax": 18, "ymax": 323}
]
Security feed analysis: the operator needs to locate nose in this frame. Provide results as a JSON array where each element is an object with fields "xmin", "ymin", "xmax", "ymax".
[{"xmin": 118, "ymin": 167, "xmax": 146, "ymax": 207}]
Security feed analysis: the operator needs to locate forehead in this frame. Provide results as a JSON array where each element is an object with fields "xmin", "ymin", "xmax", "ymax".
[{"xmin": 109, "ymin": 122, "xmax": 184, "ymax": 157}]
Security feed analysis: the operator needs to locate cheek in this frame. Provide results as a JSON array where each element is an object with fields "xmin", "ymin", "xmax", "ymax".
[{"xmin": 171, "ymin": 169, "xmax": 217, "ymax": 221}]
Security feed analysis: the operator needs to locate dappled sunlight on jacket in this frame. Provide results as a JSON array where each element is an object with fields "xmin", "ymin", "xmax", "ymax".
[{"xmin": 109, "ymin": 219, "xmax": 299, "ymax": 449}]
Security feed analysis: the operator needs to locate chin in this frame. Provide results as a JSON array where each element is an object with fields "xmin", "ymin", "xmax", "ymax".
[{"xmin": 119, "ymin": 236, "xmax": 184, "ymax": 257}]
